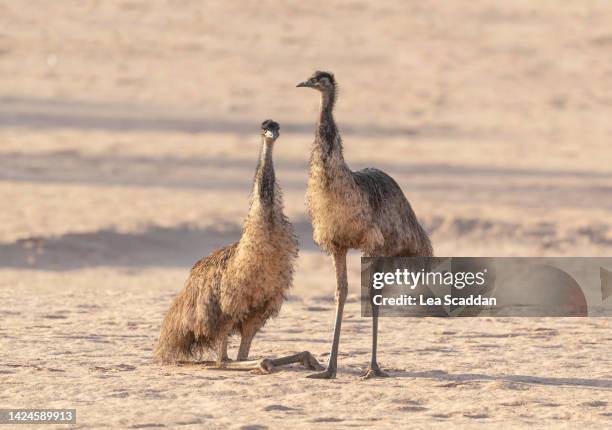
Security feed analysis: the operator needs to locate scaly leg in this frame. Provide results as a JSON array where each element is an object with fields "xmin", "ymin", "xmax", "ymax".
[
  {"xmin": 308, "ymin": 248, "xmax": 348, "ymax": 379},
  {"xmin": 187, "ymin": 351, "xmax": 323, "ymax": 373},
  {"xmin": 237, "ymin": 334, "xmax": 254, "ymax": 362},
  {"xmin": 260, "ymin": 351, "xmax": 324, "ymax": 373},
  {"xmin": 237, "ymin": 316, "xmax": 263, "ymax": 361},
  {"xmin": 362, "ymin": 281, "xmax": 389, "ymax": 379},
  {"xmin": 215, "ymin": 335, "xmax": 229, "ymax": 367}
]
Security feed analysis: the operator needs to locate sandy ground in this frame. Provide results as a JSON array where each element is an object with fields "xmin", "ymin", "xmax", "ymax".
[{"xmin": 1, "ymin": 1, "xmax": 611, "ymax": 428}]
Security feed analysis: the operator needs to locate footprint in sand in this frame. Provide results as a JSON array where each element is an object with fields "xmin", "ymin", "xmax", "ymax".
[
  {"xmin": 582, "ymin": 401, "xmax": 608, "ymax": 407},
  {"xmin": 431, "ymin": 413, "xmax": 456, "ymax": 419},
  {"xmin": 417, "ymin": 347, "xmax": 455, "ymax": 353},
  {"xmin": 109, "ymin": 391, "xmax": 130, "ymax": 398},
  {"xmin": 538, "ymin": 402, "xmax": 561, "ymax": 408},
  {"xmin": 0, "ymin": 310, "xmax": 20, "ymax": 316},
  {"xmin": 42, "ymin": 313, "xmax": 68, "ymax": 319},
  {"xmin": 174, "ymin": 420, "xmax": 204, "ymax": 426},
  {"xmin": 399, "ymin": 406, "xmax": 428, "ymax": 412},
  {"xmin": 311, "ymin": 417, "xmax": 344, "ymax": 423},
  {"xmin": 501, "ymin": 400, "xmax": 528, "ymax": 407},
  {"xmin": 92, "ymin": 364, "xmax": 136, "ymax": 372},
  {"xmin": 142, "ymin": 389, "xmax": 166, "ymax": 399},
  {"xmin": 437, "ymin": 381, "xmax": 483, "ymax": 389},
  {"xmin": 393, "ymin": 398, "xmax": 427, "ymax": 409},
  {"xmin": 463, "ymin": 411, "xmax": 489, "ymax": 419},
  {"xmin": 263, "ymin": 404, "xmax": 301, "ymax": 412}
]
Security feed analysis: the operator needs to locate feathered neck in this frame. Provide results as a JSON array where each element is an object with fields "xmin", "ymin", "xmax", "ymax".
[
  {"xmin": 314, "ymin": 87, "xmax": 345, "ymax": 157},
  {"xmin": 247, "ymin": 137, "xmax": 276, "ymax": 222},
  {"xmin": 309, "ymin": 87, "xmax": 349, "ymax": 183}
]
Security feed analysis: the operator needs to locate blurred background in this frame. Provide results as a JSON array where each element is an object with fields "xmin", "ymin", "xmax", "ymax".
[{"xmin": 1, "ymin": 0, "xmax": 611, "ymax": 266}]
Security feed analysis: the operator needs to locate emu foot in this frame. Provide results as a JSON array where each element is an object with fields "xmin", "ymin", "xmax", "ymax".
[
  {"xmin": 306, "ymin": 367, "xmax": 336, "ymax": 379},
  {"xmin": 360, "ymin": 365, "xmax": 389, "ymax": 380}
]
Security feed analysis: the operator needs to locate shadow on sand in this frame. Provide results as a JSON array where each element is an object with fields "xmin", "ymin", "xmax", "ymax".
[
  {"xmin": 0, "ymin": 221, "xmax": 319, "ymax": 271},
  {"xmin": 2, "ymin": 151, "xmax": 612, "ymax": 211},
  {"xmin": 341, "ymin": 368, "xmax": 612, "ymax": 389}
]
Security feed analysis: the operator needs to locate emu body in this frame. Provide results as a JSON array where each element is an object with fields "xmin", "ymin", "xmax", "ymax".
[
  {"xmin": 298, "ymin": 71, "xmax": 433, "ymax": 379},
  {"xmin": 154, "ymin": 121, "xmax": 297, "ymax": 365}
]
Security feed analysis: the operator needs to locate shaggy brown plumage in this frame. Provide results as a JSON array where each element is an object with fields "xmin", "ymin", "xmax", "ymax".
[
  {"xmin": 297, "ymin": 71, "xmax": 433, "ymax": 379},
  {"xmin": 154, "ymin": 120, "xmax": 298, "ymax": 365}
]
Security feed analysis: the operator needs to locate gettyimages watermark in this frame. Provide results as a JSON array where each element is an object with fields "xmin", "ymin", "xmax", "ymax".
[{"xmin": 361, "ymin": 257, "xmax": 612, "ymax": 317}]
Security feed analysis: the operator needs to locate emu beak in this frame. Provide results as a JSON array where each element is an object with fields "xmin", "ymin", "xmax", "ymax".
[
  {"xmin": 296, "ymin": 81, "xmax": 310, "ymax": 88},
  {"xmin": 264, "ymin": 130, "xmax": 279, "ymax": 140}
]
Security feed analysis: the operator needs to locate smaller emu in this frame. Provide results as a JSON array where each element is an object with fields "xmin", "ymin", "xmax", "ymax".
[{"xmin": 155, "ymin": 120, "xmax": 298, "ymax": 365}]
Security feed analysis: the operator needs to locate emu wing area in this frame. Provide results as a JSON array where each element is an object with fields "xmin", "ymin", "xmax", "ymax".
[{"xmin": 352, "ymin": 167, "xmax": 406, "ymax": 214}]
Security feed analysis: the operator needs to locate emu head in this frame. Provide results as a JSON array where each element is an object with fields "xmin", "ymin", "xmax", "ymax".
[
  {"xmin": 296, "ymin": 71, "xmax": 335, "ymax": 92},
  {"xmin": 261, "ymin": 119, "xmax": 280, "ymax": 141}
]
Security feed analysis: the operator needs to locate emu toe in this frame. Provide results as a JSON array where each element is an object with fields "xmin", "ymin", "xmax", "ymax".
[
  {"xmin": 360, "ymin": 366, "xmax": 390, "ymax": 380},
  {"xmin": 306, "ymin": 368, "xmax": 337, "ymax": 379}
]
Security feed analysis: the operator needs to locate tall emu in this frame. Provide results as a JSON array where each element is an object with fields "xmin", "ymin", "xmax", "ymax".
[
  {"xmin": 297, "ymin": 71, "xmax": 433, "ymax": 379},
  {"xmin": 154, "ymin": 120, "xmax": 298, "ymax": 365}
]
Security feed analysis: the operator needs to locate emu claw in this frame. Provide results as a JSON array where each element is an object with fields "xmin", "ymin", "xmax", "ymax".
[
  {"xmin": 307, "ymin": 368, "xmax": 336, "ymax": 379},
  {"xmin": 360, "ymin": 367, "xmax": 389, "ymax": 380}
]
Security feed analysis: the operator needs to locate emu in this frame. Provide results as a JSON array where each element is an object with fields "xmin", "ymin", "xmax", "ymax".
[
  {"xmin": 297, "ymin": 71, "xmax": 433, "ymax": 379},
  {"xmin": 154, "ymin": 120, "xmax": 298, "ymax": 366}
]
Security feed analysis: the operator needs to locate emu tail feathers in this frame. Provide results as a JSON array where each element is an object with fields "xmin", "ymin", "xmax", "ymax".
[
  {"xmin": 154, "ymin": 290, "xmax": 217, "ymax": 364},
  {"xmin": 400, "ymin": 222, "xmax": 434, "ymax": 258}
]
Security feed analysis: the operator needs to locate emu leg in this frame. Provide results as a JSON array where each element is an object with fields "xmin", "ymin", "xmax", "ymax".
[
  {"xmin": 237, "ymin": 334, "xmax": 254, "ymax": 362},
  {"xmin": 216, "ymin": 335, "xmax": 229, "ymax": 367},
  {"xmin": 361, "ymin": 282, "xmax": 389, "ymax": 379},
  {"xmin": 195, "ymin": 351, "xmax": 324, "ymax": 373},
  {"xmin": 237, "ymin": 316, "xmax": 263, "ymax": 361},
  {"xmin": 260, "ymin": 351, "xmax": 325, "ymax": 373},
  {"xmin": 308, "ymin": 248, "xmax": 348, "ymax": 379}
]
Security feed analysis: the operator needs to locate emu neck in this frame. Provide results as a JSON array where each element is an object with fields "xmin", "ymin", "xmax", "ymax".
[
  {"xmin": 316, "ymin": 90, "xmax": 343, "ymax": 157},
  {"xmin": 247, "ymin": 139, "xmax": 277, "ymax": 224},
  {"xmin": 310, "ymin": 88, "xmax": 348, "ymax": 182}
]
